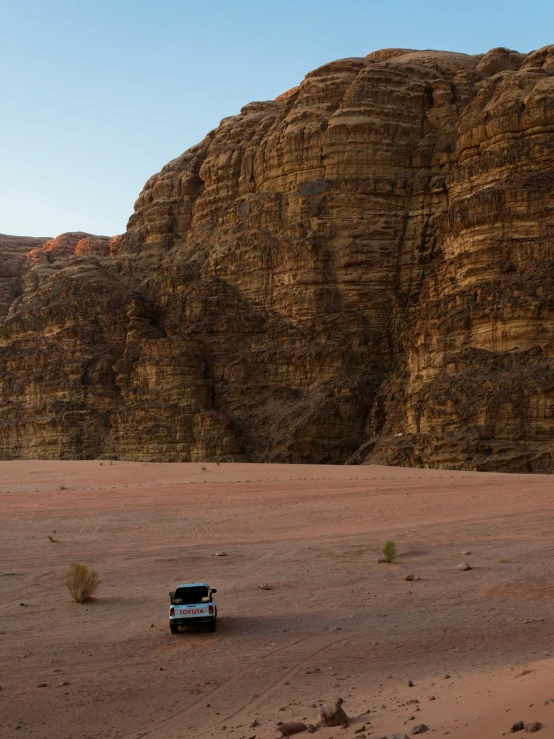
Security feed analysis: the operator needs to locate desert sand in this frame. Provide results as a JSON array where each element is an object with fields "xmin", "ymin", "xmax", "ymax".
[{"xmin": 2, "ymin": 462, "xmax": 554, "ymax": 738}]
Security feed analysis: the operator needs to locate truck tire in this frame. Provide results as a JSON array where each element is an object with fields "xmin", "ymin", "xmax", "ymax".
[
  {"xmin": 170, "ymin": 624, "xmax": 179, "ymax": 634},
  {"xmin": 208, "ymin": 619, "xmax": 216, "ymax": 632}
]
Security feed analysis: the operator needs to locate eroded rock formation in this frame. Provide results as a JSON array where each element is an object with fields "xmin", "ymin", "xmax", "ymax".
[{"xmin": 3, "ymin": 45, "xmax": 554, "ymax": 470}]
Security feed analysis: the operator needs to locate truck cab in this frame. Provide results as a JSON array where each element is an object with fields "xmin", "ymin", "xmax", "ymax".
[{"xmin": 168, "ymin": 582, "xmax": 217, "ymax": 633}]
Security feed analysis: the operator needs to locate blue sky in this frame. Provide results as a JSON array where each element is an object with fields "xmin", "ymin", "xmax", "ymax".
[{"xmin": 2, "ymin": 0, "xmax": 553, "ymax": 237}]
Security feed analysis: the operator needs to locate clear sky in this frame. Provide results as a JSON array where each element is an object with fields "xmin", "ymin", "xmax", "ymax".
[{"xmin": 2, "ymin": 0, "xmax": 553, "ymax": 238}]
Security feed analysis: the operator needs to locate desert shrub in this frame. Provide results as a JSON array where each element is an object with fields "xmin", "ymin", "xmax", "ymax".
[
  {"xmin": 64, "ymin": 563, "xmax": 100, "ymax": 603},
  {"xmin": 382, "ymin": 540, "xmax": 397, "ymax": 563}
]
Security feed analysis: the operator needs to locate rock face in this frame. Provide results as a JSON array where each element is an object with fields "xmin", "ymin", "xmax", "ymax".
[
  {"xmin": 3, "ymin": 46, "xmax": 554, "ymax": 469},
  {"xmin": 0, "ymin": 234, "xmax": 50, "ymax": 318}
]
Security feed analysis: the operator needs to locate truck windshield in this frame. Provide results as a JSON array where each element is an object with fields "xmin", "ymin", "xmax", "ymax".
[{"xmin": 174, "ymin": 586, "xmax": 210, "ymax": 604}]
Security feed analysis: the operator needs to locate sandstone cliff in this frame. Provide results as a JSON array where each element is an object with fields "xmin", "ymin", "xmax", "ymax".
[{"xmin": 3, "ymin": 45, "xmax": 554, "ymax": 471}]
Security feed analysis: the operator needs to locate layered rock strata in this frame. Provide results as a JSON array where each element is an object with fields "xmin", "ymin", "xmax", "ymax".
[{"xmin": 2, "ymin": 45, "xmax": 554, "ymax": 470}]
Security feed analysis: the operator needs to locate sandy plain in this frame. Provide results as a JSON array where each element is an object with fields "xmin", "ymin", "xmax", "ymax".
[{"xmin": 1, "ymin": 461, "xmax": 554, "ymax": 739}]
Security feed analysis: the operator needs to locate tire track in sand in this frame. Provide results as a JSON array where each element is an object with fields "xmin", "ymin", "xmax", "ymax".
[{"xmin": 128, "ymin": 632, "xmax": 349, "ymax": 739}]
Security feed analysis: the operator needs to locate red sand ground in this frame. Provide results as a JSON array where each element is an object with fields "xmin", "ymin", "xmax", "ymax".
[{"xmin": 1, "ymin": 462, "xmax": 554, "ymax": 739}]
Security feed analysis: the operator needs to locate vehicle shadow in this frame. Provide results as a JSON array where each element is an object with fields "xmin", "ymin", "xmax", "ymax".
[{"xmin": 176, "ymin": 614, "xmax": 271, "ymax": 636}]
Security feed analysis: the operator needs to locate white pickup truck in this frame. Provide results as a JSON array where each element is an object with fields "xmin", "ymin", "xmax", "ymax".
[{"xmin": 168, "ymin": 582, "xmax": 218, "ymax": 633}]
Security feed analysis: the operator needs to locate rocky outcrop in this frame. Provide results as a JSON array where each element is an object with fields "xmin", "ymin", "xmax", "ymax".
[
  {"xmin": 2, "ymin": 46, "xmax": 554, "ymax": 470},
  {"xmin": 0, "ymin": 234, "xmax": 50, "ymax": 318}
]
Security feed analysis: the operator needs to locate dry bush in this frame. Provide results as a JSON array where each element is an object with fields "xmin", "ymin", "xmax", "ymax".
[
  {"xmin": 64, "ymin": 563, "xmax": 100, "ymax": 603},
  {"xmin": 319, "ymin": 697, "xmax": 349, "ymax": 727},
  {"xmin": 382, "ymin": 540, "xmax": 397, "ymax": 563}
]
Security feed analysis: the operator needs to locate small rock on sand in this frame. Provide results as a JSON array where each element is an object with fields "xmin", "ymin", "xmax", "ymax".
[
  {"xmin": 214, "ymin": 551, "xmax": 227, "ymax": 557},
  {"xmin": 510, "ymin": 722, "xmax": 525, "ymax": 732},
  {"xmin": 456, "ymin": 563, "xmax": 471, "ymax": 571},
  {"xmin": 392, "ymin": 734, "xmax": 410, "ymax": 739},
  {"xmin": 404, "ymin": 573, "xmax": 414, "ymax": 581},
  {"xmin": 277, "ymin": 721, "xmax": 308, "ymax": 736},
  {"xmin": 460, "ymin": 551, "xmax": 471, "ymax": 555},
  {"xmin": 525, "ymin": 723, "xmax": 543, "ymax": 733},
  {"xmin": 411, "ymin": 725, "xmax": 429, "ymax": 735},
  {"xmin": 408, "ymin": 680, "xmax": 414, "ymax": 687}
]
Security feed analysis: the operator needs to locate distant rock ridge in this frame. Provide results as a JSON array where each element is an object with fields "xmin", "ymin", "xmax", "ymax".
[{"xmin": 3, "ymin": 45, "xmax": 554, "ymax": 471}]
